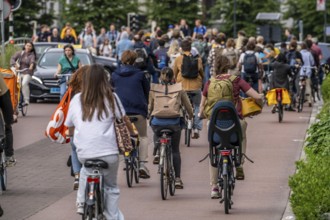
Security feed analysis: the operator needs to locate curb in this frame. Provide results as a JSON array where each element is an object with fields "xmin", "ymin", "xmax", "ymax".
[{"xmin": 281, "ymin": 99, "xmax": 323, "ymax": 220}]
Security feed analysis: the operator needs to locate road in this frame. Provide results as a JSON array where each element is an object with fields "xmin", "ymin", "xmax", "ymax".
[{"xmin": 0, "ymin": 102, "xmax": 313, "ymax": 220}]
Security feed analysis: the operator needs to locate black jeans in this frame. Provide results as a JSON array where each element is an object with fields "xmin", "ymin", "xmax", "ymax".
[
  {"xmin": 151, "ymin": 124, "xmax": 182, "ymax": 178},
  {"xmin": 5, "ymin": 124, "xmax": 13, "ymax": 157}
]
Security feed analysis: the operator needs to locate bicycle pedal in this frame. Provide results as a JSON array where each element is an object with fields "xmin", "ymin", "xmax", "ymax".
[{"xmin": 219, "ymin": 198, "xmax": 224, "ymax": 204}]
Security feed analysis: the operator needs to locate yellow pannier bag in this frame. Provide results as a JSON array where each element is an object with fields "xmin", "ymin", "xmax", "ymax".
[{"xmin": 266, "ymin": 88, "xmax": 291, "ymax": 106}]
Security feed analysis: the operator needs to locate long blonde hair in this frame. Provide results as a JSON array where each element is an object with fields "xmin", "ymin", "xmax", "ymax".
[
  {"xmin": 81, "ymin": 64, "xmax": 115, "ymax": 121},
  {"xmin": 167, "ymin": 40, "xmax": 180, "ymax": 57}
]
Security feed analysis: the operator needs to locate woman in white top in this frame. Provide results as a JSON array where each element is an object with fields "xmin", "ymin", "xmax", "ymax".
[{"xmin": 65, "ymin": 64, "xmax": 136, "ymax": 219}]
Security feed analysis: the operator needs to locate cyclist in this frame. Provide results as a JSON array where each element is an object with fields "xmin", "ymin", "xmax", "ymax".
[
  {"xmin": 148, "ymin": 67, "xmax": 193, "ymax": 189},
  {"xmin": 199, "ymin": 54, "xmax": 262, "ymax": 198},
  {"xmin": 65, "ymin": 64, "xmax": 136, "ymax": 218},
  {"xmin": 10, "ymin": 41, "xmax": 36, "ymax": 106},
  {"xmin": 0, "ymin": 74, "xmax": 15, "ymax": 166},
  {"xmin": 111, "ymin": 50, "xmax": 151, "ymax": 179},
  {"xmin": 54, "ymin": 44, "xmax": 82, "ymax": 100},
  {"xmin": 173, "ymin": 39, "xmax": 204, "ymax": 139},
  {"xmin": 299, "ymin": 42, "xmax": 315, "ymax": 107},
  {"xmin": 269, "ymin": 53, "xmax": 293, "ymax": 112}
]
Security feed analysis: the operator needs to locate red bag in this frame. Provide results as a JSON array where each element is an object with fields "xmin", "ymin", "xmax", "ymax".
[{"xmin": 45, "ymin": 87, "xmax": 72, "ymax": 144}]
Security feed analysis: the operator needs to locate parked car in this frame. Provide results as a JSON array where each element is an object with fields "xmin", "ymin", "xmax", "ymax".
[{"xmin": 30, "ymin": 48, "xmax": 117, "ymax": 102}]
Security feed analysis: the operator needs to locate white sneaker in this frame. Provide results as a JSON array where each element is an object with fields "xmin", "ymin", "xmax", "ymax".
[
  {"xmin": 211, "ymin": 187, "xmax": 220, "ymax": 199},
  {"xmin": 76, "ymin": 203, "xmax": 84, "ymax": 215},
  {"xmin": 139, "ymin": 164, "xmax": 150, "ymax": 179}
]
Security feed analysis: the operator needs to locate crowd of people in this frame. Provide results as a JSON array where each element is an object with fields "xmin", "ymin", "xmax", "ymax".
[{"xmin": 2, "ymin": 17, "xmax": 327, "ymax": 219}]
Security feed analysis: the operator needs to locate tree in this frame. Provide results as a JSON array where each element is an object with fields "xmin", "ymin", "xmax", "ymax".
[
  {"xmin": 10, "ymin": 1, "xmax": 54, "ymax": 38},
  {"xmin": 145, "ymin": 0, "xmax": 199, "ymax": 31},
  {"xmin": 283, "ymin": 0, "xmax": 328, "ymax": 41},
  {"xmin": 60, "ymin": 0, "xmax": 139, "ymax": 34},
  {"xmin": 210, "ymin": 0, "xmax": 280, "ymax": 38}
]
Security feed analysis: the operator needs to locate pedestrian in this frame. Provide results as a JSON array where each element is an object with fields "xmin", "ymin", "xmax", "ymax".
[
  {"xmin": 111, "ymin": 50, "xmax": 151, "ymax": 179},
  {"xmin": 173, "ymin": 39, "xmax": 204, "ymax": 139},
  {"xmin": 179, "ymin": 19, "xmax": 191, "ymax": 37},
  {"xmin": 167, "ymin": 40, "xmax": 181, "ymax": 68},
  {"xmin": 208, "ymin": 33, "xmax": 226, "ymax": 77},
  {"xmin": 79, "ymin": 24, "xmax": 97, "ymax": 54},
  {"xmin": 192, "ymin": 19, "xmax": 207, "ymax": 39},
  {"xmin": 153, "ymin": 39, "xmax": 169, "ymax": 70},
  {"xmin": 97, "ymin": 27, "xmax": 108, "ymax": 52},
  {"xmin": 65, "ymin": 64, "xmax": 136, "ymax": 219},
  {"xmin": 61, "ymin": 28, "xmax": 76, "ymax": 44},
  {"xmin": 116, "ymin": 31, "xmax": 134, "ymax": 62},
  {"xmin": 54, "ymin": 44, "xmax": 82, "ymax": 100},
  {"xmin": 199, "ymin": 54, "xmax": 262, "ymax": 198},
  {"xmin": 34, "ymin": 24, "xmax": 50, "ymax": 42},
  {"xmin": 99, "ymin": 38, "xmax": 112, "ymax": 57},
  {"xmin": 48, "ymin": 27, "xmax": 61, "ymax": 42},
  {"xmin": 60, "ymin": 22, "xmax": 78, "ymax": 42},
  {"xmin": 148, "ymin": 67, "xmax": 193, "ymax": 188},
  {"xmin": 10, "ymin": 41, "xmax": 36, "ymax": 106}
]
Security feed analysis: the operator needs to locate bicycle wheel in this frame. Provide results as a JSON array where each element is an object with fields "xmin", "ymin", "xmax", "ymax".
[
  {"xmin": 82, "ymin": 205, "xmax": 93, "ymax": 220},
  {"xmin": 0, "ymin": 153, "xmax": 7, "ymax": 191},
  {"xmin": 168, "ymin": 154, "xmax": 175, "ymax": 196},
  {"xmin": 298, "ymin": 88, "xmax": 305, "ymax": 113},
  {"xmin": 278, "ymin": 102, "xmax": 283, "ymax": 123},
  {"xmin": 95, "ymin": 184, "xmax": 104, "ymax": 219},
  {"xmin": 21, "ymin": 104, "xmax": 28, "ymax": 116},
  {"xmin": 133, "ymin": 156, "xmax": 139, "ymax": 184},
  {"xmin": 186, "ymin": 128, "xmax": 191, "ymax": 147},
  {"xmin": 160, "ymin": 147, "xmax": 168, "ymax": 200},
  {"xmin": 223, "ymin": 175, "xmax": 230, "ymax": 214},
  {"xmin": 125, "ymin": 159, "xmax": 133, "ymax": 188}
]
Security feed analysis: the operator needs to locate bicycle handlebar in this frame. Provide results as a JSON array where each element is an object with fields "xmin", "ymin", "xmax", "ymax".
[{"xmin": 15, "ymin": 68, "xmax": 29, "ymax": 73}]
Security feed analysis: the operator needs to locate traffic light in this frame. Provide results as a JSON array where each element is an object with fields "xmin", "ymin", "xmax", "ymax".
[
  {"xmin": 8, "ymin": 0, "xmax": 22, "ymax": 11},
  {"xmin": 128, "ymin": 13, "xmax": 139, "ymax": 32}
]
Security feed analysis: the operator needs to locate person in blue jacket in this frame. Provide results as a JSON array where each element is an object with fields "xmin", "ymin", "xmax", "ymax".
[{"xmin": 111, "ymin": 50, "xmax": 151, "ymax": 178}]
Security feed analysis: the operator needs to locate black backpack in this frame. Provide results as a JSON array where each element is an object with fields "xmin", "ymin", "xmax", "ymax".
[
  {"xmin": 243, "ymin": 52, "xmax": 258, "ymax": 74},
  {"xmin": 134, "ymin": 48, "xmax": 148, "ymax": 70},
  {"xmin": 181, "ymin": 54, "xmax": 199, "ymax": 79}
]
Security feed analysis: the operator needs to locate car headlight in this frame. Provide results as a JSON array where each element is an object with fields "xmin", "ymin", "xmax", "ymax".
[{"xmin": 32, "ymin": 76, "xmax": 43, "ymax": 85}]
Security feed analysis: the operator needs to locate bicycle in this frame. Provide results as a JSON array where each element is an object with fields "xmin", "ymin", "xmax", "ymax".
[
  {"xmin": 208, "ymin": 101, "xmax": 242, "ymax": 214},
  {"xmin": 297, "ymin": 66, "xmax": 317, "ymax": 112},
  {"xmin": 56, "ymin": 73, "xmax": 72, "ymax": 100},
  {"xmin": 124, "ymin": 117, "xmax": 140, "ymax": 188},
  {"xmin": 82, "ymin": 159, "xmax": 107, "ymax": 220},
  {"xmin": 157, "ymin": 129, "xmax": 176, "ymax": 200},
  {"xmin": 184, "ymin": 92, "xmax": 196, "ymax": 147},
  {"xmin": 310, "ymin": 69, "xmax": 321, "ymax": 103},
  {"xmin": 11, "ymin": 68, "xmax": 30, "ymax": 116},
  {"xmin": 0, "ymin": 111, "xmax": 7, "ymax": 193}
]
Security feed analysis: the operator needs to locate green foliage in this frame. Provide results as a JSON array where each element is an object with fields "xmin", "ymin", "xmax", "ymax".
[
  {"xmin": 210, "ymin": 0, "xmax": 280, "ymax": 37},
  {"xmin": 145, "ymin": 0, "xmax": 199, "ymax": 31},
  {"xmin": 0, "ymin": 44, "xmax": 20, "ymax": 69},
  {"xmin": 289, "ymin": 101, "xmax": 330, "ymax": 219},
  {"xmin": 11, "ymin": 1, "xmax": 55, "ymax": 37},
  {"xmin": 283, "ymin": 0, "xmax": 328, "ymax": 40},
  {"xmin": 321, "ymin": 75, "xmax": 330, "ymax": 103},
  {"xmin": 60, "ymin": 0, "xmax": 139, "ymax": 34}
]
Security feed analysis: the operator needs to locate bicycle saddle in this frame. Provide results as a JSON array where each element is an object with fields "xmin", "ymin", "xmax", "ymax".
[
  {"xmin": 84, "ymin": 159, "xmax": 108, "ymax": 169},
  {"xmin": 159, "ymin": 129, "xmax": 174, "ymax": 135}
]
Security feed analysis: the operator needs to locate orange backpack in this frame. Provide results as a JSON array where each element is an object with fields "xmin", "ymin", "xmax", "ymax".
[{"xmin": 0, "ymin": 68, "xmax": 18, "ymax": 112}]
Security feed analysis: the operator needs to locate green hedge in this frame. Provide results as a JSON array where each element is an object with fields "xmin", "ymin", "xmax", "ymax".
[
  {"xmin": 321, "ymin": 74, "xmax": 330, "ymax": 103},
  {"xmin": 0, "ymin": 44, "xmax": 20, "ymax": 69},
  {"xmin": 289, "ymin": 90, "xmax": 330, "ymax": 219}
]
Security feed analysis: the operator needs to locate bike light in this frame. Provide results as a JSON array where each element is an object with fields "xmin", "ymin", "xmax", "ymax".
[
  {"xmin": 160, "ymin": 138, "xmax": 169, "ymax": 144},
  {"xmin": 87, "ymin": 177, "xmax": 100, "ymax": 183},
  {"xmin": 220, "ymin": 109, "xmax": 229, "ymax": 113},
  {"xmin": 220, "ymin": 150, "xmax": 231, "ymax": 156}
]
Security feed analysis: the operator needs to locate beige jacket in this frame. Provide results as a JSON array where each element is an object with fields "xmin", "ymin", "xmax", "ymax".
[
  {"xmin": 148, "ymin": 83, "xmax": 193, "ymax": 119},
  {"xmin": 173, "ymin": 51, "xmax": 204, "ymax": 91}
]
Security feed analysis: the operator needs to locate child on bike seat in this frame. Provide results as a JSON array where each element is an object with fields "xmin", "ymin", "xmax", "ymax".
[
  {"xmin": 199, "ymin": 54, "xmax": 262, "ymax": 199},
  {"xmin": 148, "ymin": 67, "xmax": 193, "ymax": 189}
]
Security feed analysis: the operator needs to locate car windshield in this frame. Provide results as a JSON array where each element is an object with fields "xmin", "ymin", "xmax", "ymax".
[{"xmin": 38, "ymin": 52, "xmax": 91, "ymax": 67}]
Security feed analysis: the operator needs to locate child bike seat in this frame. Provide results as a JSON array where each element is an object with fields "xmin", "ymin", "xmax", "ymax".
[
  {"xmin": 208, "ymin": 101, "xmax": 242, "ymax": 167},
  {"xmin": 84, "ymin": 159, "xmax": 108, "ymax": 169}
]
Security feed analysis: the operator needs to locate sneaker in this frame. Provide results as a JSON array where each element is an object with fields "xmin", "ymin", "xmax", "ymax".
[
  {"xmin": 153, "ymin": 155, "xmax": 160, "ymax": 165},
  {"xmin": 271, "ymin": 105, "xmax": 276, "ymax": 114},
  {"xmin": 76, "ymin": 203, "xmax": 84, "ymax": 215},
  {"xmin": 139, "ymin": 165, "xmax": 150, "ymax": 179},
  {"xmin": 191, "ymin": 129, "xmax": 200, "ymax": 139},
  {"xmin": 6, "ymin": 156, "xmax": 16, "ymax": 167},
  {"xmin": 236, "ymin": 166, "xmax": 245, "ymax": 180},
  {"xmin": 211, "ymin": 187, "xmax": 220, "ymax": 199},
  {"xmin": 175, "ymin": 177, "xmax": 184, "ymax": 189}
]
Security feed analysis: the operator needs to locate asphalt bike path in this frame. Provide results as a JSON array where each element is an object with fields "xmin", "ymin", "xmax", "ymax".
[{"xmin": 0, "ymin": 103, "xmax": 312, "ymax": 220}]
